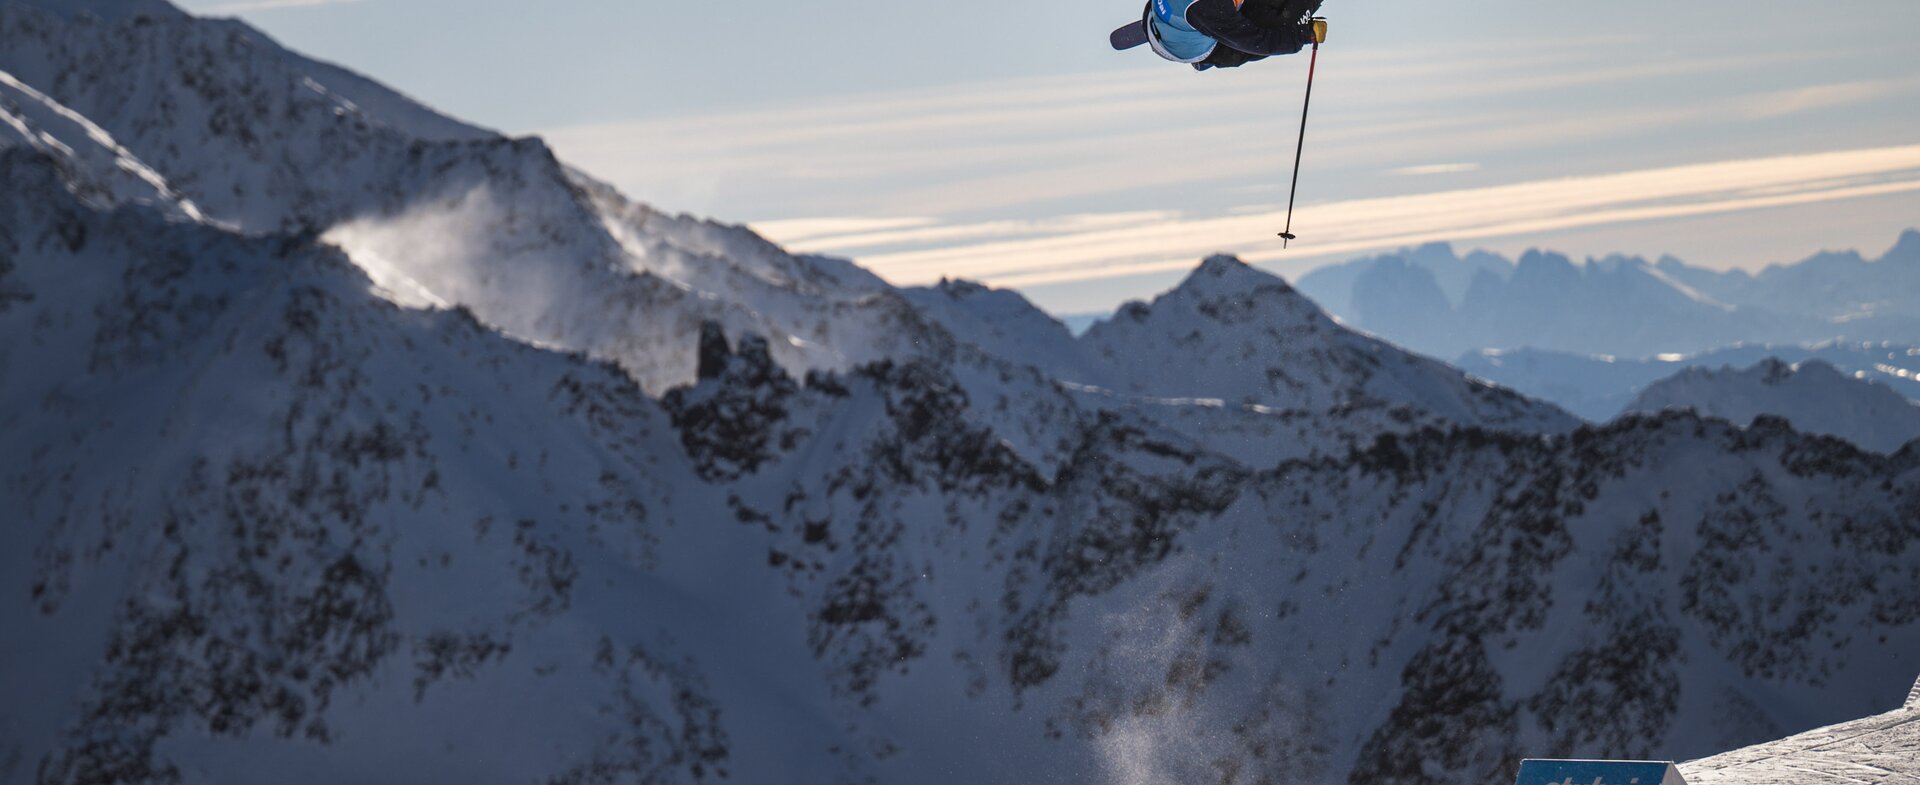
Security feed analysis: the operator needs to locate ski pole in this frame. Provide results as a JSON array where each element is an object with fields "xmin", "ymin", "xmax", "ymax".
[{"xmin": 1279, "ymin": 27, "xmax": 1321, "ymax": 246}]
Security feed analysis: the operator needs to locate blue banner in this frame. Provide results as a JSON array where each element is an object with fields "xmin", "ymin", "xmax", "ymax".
[{"xmin": 1515, "ymin": 759, "xmax": 1684, "ymax": 785}]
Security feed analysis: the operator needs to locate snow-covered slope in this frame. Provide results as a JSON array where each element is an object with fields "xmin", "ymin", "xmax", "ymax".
[
  {"xmin": 0, "ymin": 147, "xmax": 814, "ymax": 784},
  {"xmin": 0, "ymin": 0, "xmax": 949, "ymax": 398},
  {"xmin": 8, "ymin": 3, "xmax": 1920, "ymax": 785},
  {"xmin": 901, "ymin": 278, "xmax": 1093, "ymax": 381},
  {"xmin": 0, "ymin": 67, "xmax": 200, "ymax": 221},
  {"xmin": 1680, "ymin": 675, "xmax": 1920, "ymax": 785},
  {"xmin": 1077, "ymin": 256, "xmax": 1575, "ymax": 433},
  {"xmin": 1625, "ymin": 358, "xmax": 1920, "ymax": 453}
]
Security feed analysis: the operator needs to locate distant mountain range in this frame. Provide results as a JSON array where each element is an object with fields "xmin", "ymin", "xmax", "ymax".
[
  {"xmin": 1294, "ymin": 234, "xmax": 1920, "ymax": 360},
  {"xmin": 1458, "ymin": 342, "xmax": 1920, "ymax": 422}
]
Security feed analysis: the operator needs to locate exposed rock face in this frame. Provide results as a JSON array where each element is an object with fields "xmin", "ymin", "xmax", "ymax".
[{"xmin": 664, "ymin": 324, "xmax": 804, "ymax": 481}]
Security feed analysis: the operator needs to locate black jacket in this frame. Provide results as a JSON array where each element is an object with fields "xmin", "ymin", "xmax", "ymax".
[{"xmin": 1186, "ymin": 0, "xmax": 1315, "ymax": 57}]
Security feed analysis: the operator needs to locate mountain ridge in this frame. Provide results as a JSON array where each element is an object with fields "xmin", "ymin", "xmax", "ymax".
[
  {"xmin": 1457, "ymin": 342, "xmax": 1920, "ymax": 422},
  {"xmin": 1624, "ymin": 358, "xmax": 1920, "ymax": 453},
  {"xmin": 1295, "ymin": 234, "xmax": 1920, "ymax": 360}
]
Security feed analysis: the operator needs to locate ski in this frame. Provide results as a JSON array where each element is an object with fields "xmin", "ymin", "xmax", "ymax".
[{"xmin": 1110, "ymin": 20, "xmax": 1149, "ymax": 50}]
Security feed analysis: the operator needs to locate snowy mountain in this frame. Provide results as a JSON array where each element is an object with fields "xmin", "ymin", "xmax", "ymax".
[
  {"xmin": 899, "ymin": 259, "xmax": 1578, "ymax": 468},
  {"xmin": 1623, "ymin": 359, "xmax": 1920, "ymax": 454},
  {"xmin": 1078, "ymin": 256, "xmax": 1566, "ymax": 428},
  {"xmin": 6, "ymin": 3, "xmax": 1920, "ymax": 785},
  {"xmin": 1294, "ymin": 238, "xmax": 1920, "ymax": 360},
  {"xmin": 0, "ymin": 0, "xmax": 946, "ymax": 399},
  {"xmin": 1047, "ymin": 257, "xmax": 1577, "ymax": 465},
  {"xmin": 1456, "ymin": 342, "xmax": 1920, "ymax": 422}
]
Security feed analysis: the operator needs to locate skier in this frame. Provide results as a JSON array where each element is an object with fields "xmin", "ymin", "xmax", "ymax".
[
  {"xmin": 1130, "ymin": 0, "xmax": 1326, "ymax": 70},
  {"xmin": 1107, "ymin": 0, "xmax": 1330, "ymax": 243}
]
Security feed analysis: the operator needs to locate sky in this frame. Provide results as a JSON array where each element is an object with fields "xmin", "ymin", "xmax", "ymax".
[{"xmin": 176, "ymin": 0, "xmax": 1920, "ymax": 315}]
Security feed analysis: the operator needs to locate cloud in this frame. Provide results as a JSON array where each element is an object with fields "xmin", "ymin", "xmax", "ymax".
[
  {"xmin": 755, "ymin": 211, "xmax": 1180, "ymax": 255},
  {"xmin": 748, "ymin": 216, "xmax": 935, "ymax": 244},
  {"xmin": 763, "ymin": 144, "xmax": 1920, "ymax": 289},
  {"xmin": 1391, "ymin": 163, "xmax": 1480, "ymax": 176}
]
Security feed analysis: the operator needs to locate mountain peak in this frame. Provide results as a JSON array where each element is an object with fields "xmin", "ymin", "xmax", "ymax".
[
  {"xmin": 930, "ymin": 277, "xmax": 994, "ymax": 300},
  {"xmin": 1405, "ymin": 241, "xmax": 1461, "ymax": 269},
  {"xmin": 1179, "ymin": 254, "xmax": 1296, "ymax": 296},
  {"xmin": 1150, "ymin": 254, "xmax": 1331, "ymax": 332},
  {"xmin": 1884, "ymin": 228, "xmax": 1920, "ymax": 264},
  {"xmin": 1756, "ymin": 356, "xmax": 1794, "ymax": 383},
  {"xmin": 1194, "ymin": 252, "xmax": 1257, "ymax": 276},
  {"xmin": 1077, "ymin": 255, "xmax": 1574, "ymax": 431},
  {"xmin": 1515, "ymin": 249, "xmax": 1578, "ymax": 275}
]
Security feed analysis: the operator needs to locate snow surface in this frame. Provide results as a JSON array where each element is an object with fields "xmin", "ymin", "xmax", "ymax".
[
  {"xmin": 1625, "ymin": 358, "xmax": 1920, "ymax": 453},
  {"xmin": 0, "ymin": 68, "xmax": 201, "ymax": 220},
  {"xmin": 1680, "ymin": 678, "xmax": 1920, "ymax": 785}
]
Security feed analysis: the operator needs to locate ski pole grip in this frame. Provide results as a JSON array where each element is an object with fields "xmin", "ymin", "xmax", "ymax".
[{"xmin": 1312, "ymin": 19, "xmax": 1327, "ymax": 44}]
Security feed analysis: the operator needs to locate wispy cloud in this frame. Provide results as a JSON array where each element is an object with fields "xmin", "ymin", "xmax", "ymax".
[
  {"xmin": 759, "ymin": 144, "xmax": 1920, "ymax": 289},
  {"xmin": 770, "ymin": 211, "xmax": 1182, "ymax": 254},
  {"xmin": 749, "ymin": 216, "xmax": 935, "ymax": 244},
  {"xmin": 1391, "ymin": 163, "xmax": 1480, "ymax": 176}
]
